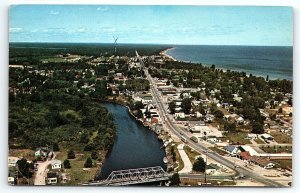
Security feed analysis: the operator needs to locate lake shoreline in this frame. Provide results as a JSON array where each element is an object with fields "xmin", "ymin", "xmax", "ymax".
[{"xmin": 161, "ymin": 47, "xmax": 292, "ymax": 81}]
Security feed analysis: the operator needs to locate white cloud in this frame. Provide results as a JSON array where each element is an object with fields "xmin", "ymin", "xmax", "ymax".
[
  {"xmin": 98, "ymin": 27, "xmax": 116, "ymax": 33},
  {"xmin": 96, "ymin": 6, "xmax": 109, "ymax": 12},
  {"xmin": 9, "ymin": 27, "xmax": 22, "ymax": 33},
  {"xmin": 50, "ymin": 10, "xmax": 59, "ymax": 15}
]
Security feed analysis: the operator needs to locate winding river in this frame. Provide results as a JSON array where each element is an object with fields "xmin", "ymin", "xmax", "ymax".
[{"xmin": 96, "ymin": 102, "xmax": 166, "ymax": 180}]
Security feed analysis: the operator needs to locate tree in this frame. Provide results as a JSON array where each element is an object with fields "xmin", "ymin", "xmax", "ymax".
[
  {"xmin": 169, "ymin": 101, "xmax": 176, "ymax": 114},
  {"xmin": 275, "ymin": 93, "xmax": 284, "ymax": 102},
  {"xmin": 193, "ymin": 157, "xmax": 206, "ymax": 172},
  {"xmin": 63, "ymin": 159, "xmax": 71, "ymax": 169},
  {"xmin": 169, "ymin": 173, "xmax": 180, "ymax": 186},
  {"xmin": 84, "ymin": 143, "xmax": 95, "ymax": 151},
  {"xmin": 251, "ymin": 122, "xmax": 264, "ymax": 134},
  {"xmin": 136, "ymin": 109, "xmax": 144, "ymax": 119},
  {"xmin": 80, "ymin": 132, "xmax": 89, "ymax": 144},
  {"xmin": 134, "ymin": 101, "xmax": 144, "ymax": 110},
  {"xmin": 84, "ymin": 157, "xmax": 93, "ymax": 168},
  {"xmin": 224, "ymin": 122, "xmax": 236, "ymax": 132},
  {"xmin": 91, "ymin": 151, "xmax": 99, "ymax": 160},
  {"xmin": 210, "ymin": 64, "xmax": 216, "ymax": 71},
  {"xmin": 170, "ymin": 146, "xmax": 176, "ymax": 162},
  {"xmin": 16, "ymin": 158, "xmax": 34, "ymax": 178},
  {"xmin": 181, "ymin": 98, "xmax": 192, "ymax": 114},
  {"xmin": 67, "ymin": 150, "xmax": 75, "ymax": 159},
  {"xmin": 52, "ymin": 142, "xmax": 60, "ymax": 152},
  {"xmin": 213, "ymin": 110, "xmax": 224, "ymax": 119},
  {"xmin": 287, "ymin": 98, "xmax": 293, "ymax": 106}
]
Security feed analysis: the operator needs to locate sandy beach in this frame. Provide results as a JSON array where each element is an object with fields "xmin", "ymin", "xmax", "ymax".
[
  {"xmin": 160, "ymin": 48, "xmax": 177, "ymax": 61},
  {"xmin": 159, "ymin": 48, "xmax": 249, "ymax": 77}
]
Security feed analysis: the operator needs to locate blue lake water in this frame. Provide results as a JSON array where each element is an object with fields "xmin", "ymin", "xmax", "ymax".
[{"xmin": 166, "ymin": 45, "xmax": 293, "ymax": 80}]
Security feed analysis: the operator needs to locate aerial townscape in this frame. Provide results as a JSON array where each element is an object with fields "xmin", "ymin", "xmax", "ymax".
[{"xmin": 8, "ymin": 5, "xmax": 293, "ymax": 187}]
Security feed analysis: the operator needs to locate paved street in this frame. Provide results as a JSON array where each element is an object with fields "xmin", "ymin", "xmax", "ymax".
[
  {"xmin": 177, "ymin": 144, "xmax": 193, "ymax": 174},
  {"xmin": 136, "ymin": 51, "xmax": 286, "ymax": 187}
]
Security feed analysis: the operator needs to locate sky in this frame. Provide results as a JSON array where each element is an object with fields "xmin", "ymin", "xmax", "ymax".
[{"xmin": 9, "ymin": 5, "xmax": 293, "ymax": 46}]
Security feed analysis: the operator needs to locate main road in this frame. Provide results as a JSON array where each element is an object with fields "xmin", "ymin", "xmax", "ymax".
[{"xmin": 136, "ymin": 51, "xmax": 284, "ymax": 187}]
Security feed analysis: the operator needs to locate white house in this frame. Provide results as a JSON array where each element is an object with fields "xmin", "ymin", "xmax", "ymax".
[
  {"xmin": 175, "ymin": 112, "xmax": 185, "ymax": 119},
  {"xmin": 142, "ymin": 95, "xmax": 153, "ymax": 104},
  {"xmin": 224, "ymin": 145, "xmax": 240, "ymax": 156},
  {"xmin": 207, "ymin": 137, "xmax": 218, "ymax": 144},
  {"xmin": 47, "ymin": 172, "xmax": 58, "ymax": 184},
  {"xmin": 8, "ymin": 157, "xmax": 20, "ymax": 167},
  {"xmin": 196, "ymin": 112, "xmax": 202, "ymax": 118},
  {"xmin": 261, "ymin": 134, "xmax": 274, "ymax": 141},
  {"xmin": 236, "ymin": 117, "xmax": 245, "ymax": 124},
  {"xmin": 247, "ymin": 133, "xmax": 258, "ymax": 140},
  {"xmin": 51, "ymin": 160, "xmax": 62, "ymax": 170},
  {"xmin": 190, "ymin": 125, "xmax": 210, "ymax": 134},
  {"xmin": 8, "ymin": 177, "xmax": 15, "ymax": 185},
  {"xmin": 239, "ymin": 145, "xmax": 259, "ymax": 156},
  {"xmin": 205, "ymin": 114, "xmax": 214, "ymax": 122},
  {"xmin": 205, "ymin": 163, "xmax": 220, "ymax": 175}
]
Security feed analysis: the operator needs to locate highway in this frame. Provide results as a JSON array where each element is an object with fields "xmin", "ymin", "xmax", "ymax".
[{"xmin": 136, "ymin": 51, "xmax": 285, "ymax": 187}]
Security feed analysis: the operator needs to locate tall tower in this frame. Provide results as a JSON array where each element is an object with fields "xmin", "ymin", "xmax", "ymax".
[{"xmin": 113, "ymin": 36, "xmax": 118, "ymax": 54}]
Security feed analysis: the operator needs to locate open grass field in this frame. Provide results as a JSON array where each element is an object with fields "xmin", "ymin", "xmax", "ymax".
[
  {"xmin": 253, "ymin": 138, "xmax": 265, "ymax": 144},
  {"xmin": 208, "ymin": 147, "xmax": 228, "ymax": 156},
  {"xmin": 55, "ymin": 143, "xmax": 104, "ymax": 185},
  {"xmin": 41, "ymin": 57, "xmax": 66, "ymax": 63},
  {"xmin": 274, "ymin": 160, "xmax": 292, "ymax": 170},
  {"xmin": 260, "ymin": 145, "xmax": 292, "ymax": 153},
  {"xmin": 184, "ymin": 145, "xmax": 201, "ymax": 164},
  {"xmin": 270, "ymin": 131, "xmax": 292, "ymax": 144},
  {"xmin": 9, "ymin": 149, "xmax": 35, "ymax": 160},
  {"xmin": 222, "ymin": 132, "xmax": 250, "ymax": 145}
]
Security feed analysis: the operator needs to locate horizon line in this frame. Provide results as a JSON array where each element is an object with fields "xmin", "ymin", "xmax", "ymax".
[{"xmin": 9, "ymin": 41, "xmax": 293, "ymax": 47}]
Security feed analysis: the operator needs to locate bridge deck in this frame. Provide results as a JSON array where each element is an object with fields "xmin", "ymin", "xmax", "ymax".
[{"xmin": 83, "ymin": 166, "xmax": 170, "ymax": 186}]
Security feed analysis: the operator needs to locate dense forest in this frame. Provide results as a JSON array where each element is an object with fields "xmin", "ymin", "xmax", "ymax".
[
  {"xmin": 9, "ymin": 42, "xmax": 170, "ymax": 63},
  {"xmin": 9, "ymin": 65, "xmax": 116, "ymax": 151}
]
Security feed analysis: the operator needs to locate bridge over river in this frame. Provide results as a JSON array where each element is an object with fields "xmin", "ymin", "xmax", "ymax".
[{"xmin": 82, "ymin": 166, "xmax": 170, "ymax": 186}]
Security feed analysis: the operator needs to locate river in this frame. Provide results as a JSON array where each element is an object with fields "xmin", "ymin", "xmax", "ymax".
[{"xmin": 96, "ymin": 102, "xmax": 167, "ymax": 180}]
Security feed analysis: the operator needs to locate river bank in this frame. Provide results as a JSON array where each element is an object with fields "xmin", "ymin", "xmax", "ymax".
[{"xmin": 96, "ymin": 102, "xmax": 167, "ymax": 180}]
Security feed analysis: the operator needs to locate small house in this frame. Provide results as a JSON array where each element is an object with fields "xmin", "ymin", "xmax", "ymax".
[
  {"xmin": 261, "ymin": 134, "xmax": 274, "ymax": 141},
  {"xmin": 8, "ymin": 157, "xmax": 20, "ymax": 167},
  {"xmin": 142, "ymin": 95, "xmax": 153, "ymax": 104},
  {"xmin": 247, "ymin": 133, "xmax": 258, "ymax": 140},
  {"xmin": 236, "ymin": 117, "xmax": 244, "ymax": 124},
  {"xmin": 47, "ymin": 172, "xmax": 58, "ymax": 185},
  {"xmin": 224, "ymin": 145, "xmax": 240, "ymax": 156},
  {"xmin": 206, "ymin": 163, "xmax": 220, "ymax": 175},
  {"xmin": 51, "ymin": 160, "xmax": 62, "ymax": 170},
  {"xmin": 175, "ymin": 112, "xmax": 185, "ymax": 119}
]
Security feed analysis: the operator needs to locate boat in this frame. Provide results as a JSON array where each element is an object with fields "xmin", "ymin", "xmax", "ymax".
[{"xmin": 163, "ymin": 157, "xmax": 168, "ymax": 164}]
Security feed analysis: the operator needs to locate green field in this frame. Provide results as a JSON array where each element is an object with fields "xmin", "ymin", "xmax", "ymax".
[{"xmin": 41, "ymin": 57, "xmax": 66, "ymax": 63}]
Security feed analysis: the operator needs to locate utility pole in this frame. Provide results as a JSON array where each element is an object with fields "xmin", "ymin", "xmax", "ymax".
[
  {"xmin": 204, "ymin": 151, "xmax": 214, "ymax": 185},
  {"xmin": 204, "ymin": 152, "xmax": 207, "ymax": 184}
]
